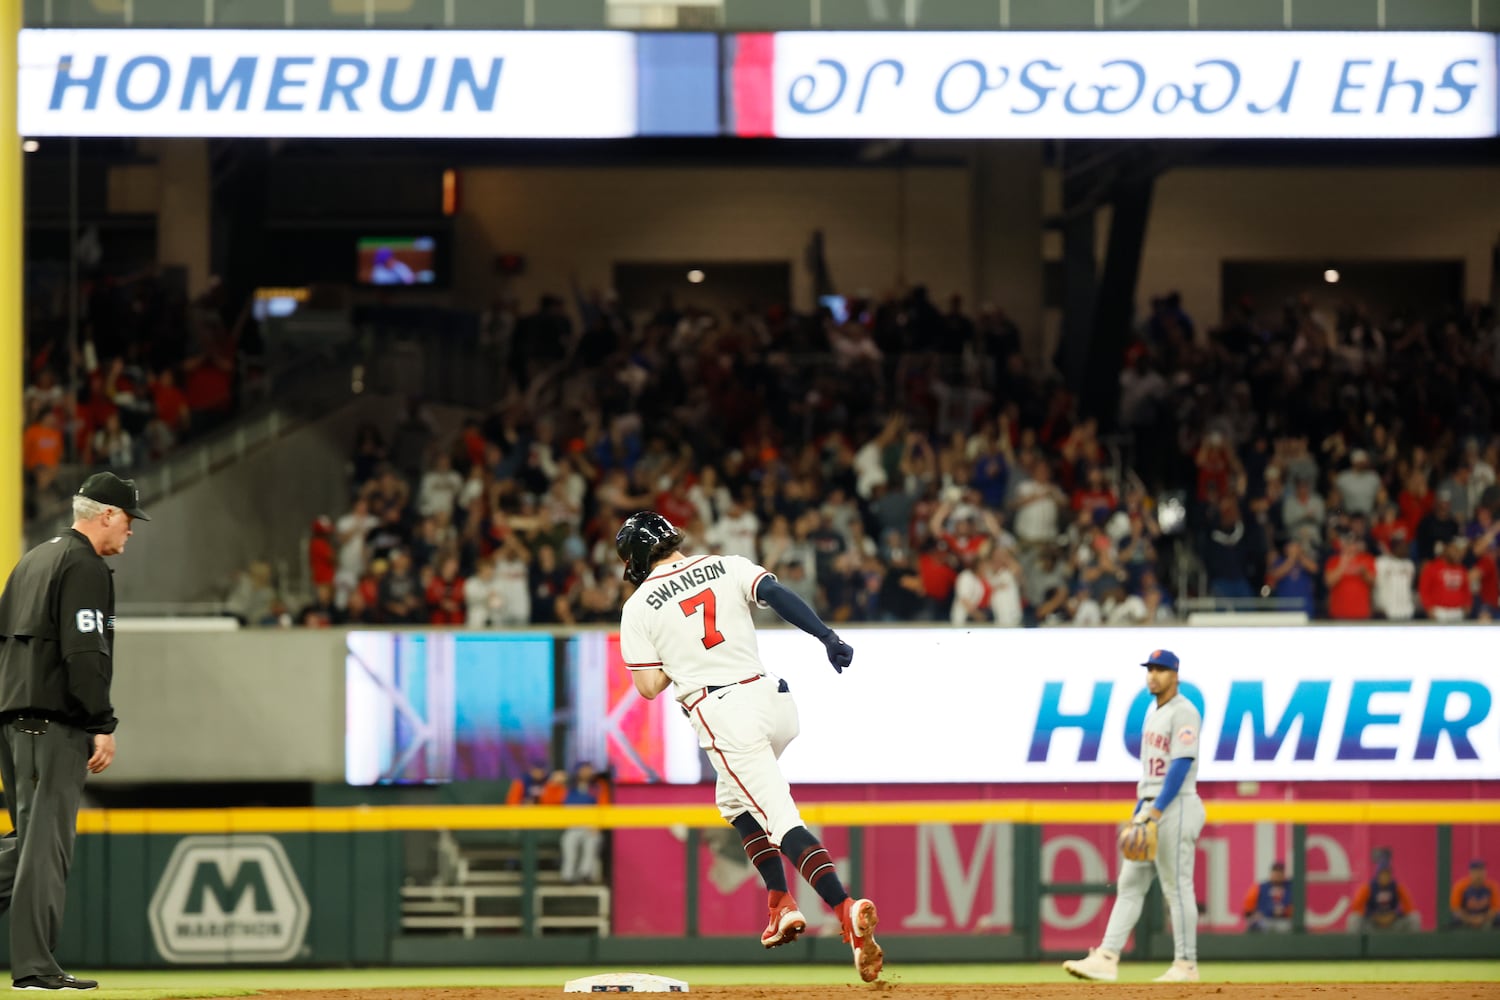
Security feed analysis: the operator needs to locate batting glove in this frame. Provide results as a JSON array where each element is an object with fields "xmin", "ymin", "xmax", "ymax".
[{"xmin": 820, "ymin": 631, "xmax": 854, "ymax": 673}]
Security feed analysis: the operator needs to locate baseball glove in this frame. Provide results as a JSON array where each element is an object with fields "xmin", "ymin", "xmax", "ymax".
[{"xmin": 1119, "ymin": 818, "xmax": 1158, "ymax": 862}]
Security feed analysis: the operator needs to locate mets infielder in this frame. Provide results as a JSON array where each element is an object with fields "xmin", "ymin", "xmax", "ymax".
[
  {"xmin": 615, "ymin": 511, "xmax": 884, "ymax": 983},
  {"xmin": 1064, "ymin": 648, "xmax": 1204, "ymax": 984}
]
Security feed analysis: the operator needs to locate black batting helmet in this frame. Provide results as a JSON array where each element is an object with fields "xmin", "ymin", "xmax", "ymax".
[{"xmin": 616, "ymin": 511, "xmax": 684, "ymax": 585}]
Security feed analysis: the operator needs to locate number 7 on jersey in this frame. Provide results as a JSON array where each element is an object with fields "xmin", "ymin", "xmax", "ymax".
[{"xmin": 679, "ymin": 590, "xmax": 726, "ymax": 650}]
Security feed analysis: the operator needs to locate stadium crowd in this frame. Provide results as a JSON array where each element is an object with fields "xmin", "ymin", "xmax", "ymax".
[
  {"xmin": 234, "ymin": 285, "xmax": 1500, "ymax": 629},
  {"xmin": 20, "ymin": 269, "xmax": 244, "ymax": 518}
]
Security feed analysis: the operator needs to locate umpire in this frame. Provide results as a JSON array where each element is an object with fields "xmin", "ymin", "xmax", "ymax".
[{"xmin": 0, "ymin": 472, "xmax": 148, "ymax": 991}]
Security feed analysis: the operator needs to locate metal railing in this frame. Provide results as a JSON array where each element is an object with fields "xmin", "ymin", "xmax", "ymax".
[{"xmin": 1178, "ymin": 596, "xmax": 1313, "ymax": 614}]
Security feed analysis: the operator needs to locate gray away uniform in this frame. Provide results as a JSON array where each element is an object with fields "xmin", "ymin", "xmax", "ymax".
[{"xmin": 1100, "ymin": 693, "xmax": 1205, "ymax": 963}]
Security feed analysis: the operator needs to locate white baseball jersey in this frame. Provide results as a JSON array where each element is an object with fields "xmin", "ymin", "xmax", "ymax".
[
  {"xmin": 1374, "ymin": 554, "xmax": 1416, "ymax": 620},
  {"xmin": 620, "ymin": 554, "xmax": 773, "ymax": 702},
  {"xmin": 1137, "ymin": 692, "xmax": 1200, "ymax": 800}
]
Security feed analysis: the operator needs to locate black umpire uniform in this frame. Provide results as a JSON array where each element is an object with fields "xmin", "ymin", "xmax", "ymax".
[{"xmin": 0, "ymin": 472, "xmax": 148, "ymax": 990}]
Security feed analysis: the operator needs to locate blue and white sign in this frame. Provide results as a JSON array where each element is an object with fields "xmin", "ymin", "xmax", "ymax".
[
  {"xmin": 756, "ymin": 31, "xmax": 1499, "ymax": 139},
  {"xmin": 19, "ymin": 29, "xmax": 639, "ymax": 138},
  {"xmin": 656, "ymin": 626, "xmax": 1500, "ymax": 783}
]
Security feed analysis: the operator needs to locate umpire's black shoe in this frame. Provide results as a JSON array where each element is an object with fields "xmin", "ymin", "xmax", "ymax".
[{"xmin": 12, "ymin": 974, "xmax": 98, "ymax": 991}]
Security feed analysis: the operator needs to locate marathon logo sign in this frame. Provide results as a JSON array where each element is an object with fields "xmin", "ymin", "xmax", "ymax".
[
  {"xmin": 148, "ymin": 835, "xmax": 310, "ymax": 963},
  {"xmin": 19, "ymin": 29, "xmax": 639, "ymax": 138}
]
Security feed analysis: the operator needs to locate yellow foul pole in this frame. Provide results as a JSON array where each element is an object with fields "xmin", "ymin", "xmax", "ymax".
[{"xmin": 0, "ymin": 0, "xmax": 20, "ymax": 574}]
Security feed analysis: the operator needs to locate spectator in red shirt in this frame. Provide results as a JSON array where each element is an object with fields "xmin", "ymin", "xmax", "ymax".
[
  {"xmin": 461, "ymin": 418, "xmax": 488, "ymax": 470},
  {"xmin": 426, "ymin": 555, "xmax": 467, "ymax": 625},
  {"xmin": 344, "ymin": 587, "xmax": 376, "ymax": 624},
  {"xmin": 151, "ymin": 369, "xmax": 191, "ymax": 431},
  {"xmin": 1397, "ymin": 473, "xmax": 1434, "ymax": 541},
  {"xmin": 1071, "ymin": 466, "xmax": 1118, "ymax": 520},
  {"xmin": 917, "ymin": 540, "xmax": 957, "ymax": 620},
  {"xmin": 1419, "ymin": 538, "xmax": 1472, "ymax": 621},
  {"xmin": 1324, "ymin": 533, "xmax": 1376, "ymax": 620},
  {"xmin": 308, "ymin": 516, "xmax": 336, "ymax": 589},
  {"xmin": 81, "ymin": 370, "xmax": 118, "ymax": 433},
  {"xmin": 357, "ymin": 563, "xmax": 384, "ymax": 621},
  {"xmin": 183, "ymin": 349, "xmax": 236, "ymax": 428},
  {"xmin": 653, "ymin": 476, "xmax": 699, "ymax": 535},
  {"xmin": 928, "ymin": 496, "xmax": 991, "ymax": 569},
  {"xmin": 1195, "ymin": 431, "xmax": 1238, "ymax": 502},
  {"xmin": 1370, "ymin": 504, "xmax": 1407, "ymax": 555}
]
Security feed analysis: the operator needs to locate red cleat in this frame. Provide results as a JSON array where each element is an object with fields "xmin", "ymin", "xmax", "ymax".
[
  {"xmin": 836, "ymin": 897, "xmax": 883, "ymax": 982},
  {"xmin": 761, "ymin": 891, "xmax": 807, "ymax": 949}
]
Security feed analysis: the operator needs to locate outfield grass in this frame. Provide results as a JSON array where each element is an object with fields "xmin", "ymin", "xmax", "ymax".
[{"xmin": 64, "ymin": 959, "xmax": 1500, "ymax": 998}]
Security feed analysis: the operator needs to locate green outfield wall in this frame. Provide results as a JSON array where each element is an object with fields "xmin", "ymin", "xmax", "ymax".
[{"xmin": 3, "ymin": 811, "xmax": 1494, "ymax": 969}]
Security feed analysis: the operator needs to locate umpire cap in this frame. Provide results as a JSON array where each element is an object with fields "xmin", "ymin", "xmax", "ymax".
[
  {"xmin": 616, "ymin": 511, "xmax": 682, "ymax": 585},
  {"xmin": 77, "ymin": 471, "xmax": 151, "ymax": 520}
]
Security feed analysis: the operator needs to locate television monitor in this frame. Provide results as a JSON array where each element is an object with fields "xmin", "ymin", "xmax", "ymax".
[{"xmin": 356, "ymin": 235, "xmax": 437, "ymax": 287}]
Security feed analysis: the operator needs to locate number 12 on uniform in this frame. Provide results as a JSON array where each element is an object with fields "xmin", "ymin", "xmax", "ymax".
[{"xmin": 679, "ymin": 590, "xmax": 725, "ymax": 649}]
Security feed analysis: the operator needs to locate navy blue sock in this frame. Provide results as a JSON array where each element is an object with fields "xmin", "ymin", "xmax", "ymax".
[
  {"xmin": 779, "ymin": 826, "xmax": 849, "ymax": 909},
  {"xmin": 731, "ymin": 813, "xmax": 788, "ymax": 894}
]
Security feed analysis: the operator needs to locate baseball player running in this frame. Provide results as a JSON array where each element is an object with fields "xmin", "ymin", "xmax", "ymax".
[
  {"xmin": 1064, "ymin": 648, "xmax": 1204, "ymax": 984},
  {"xmin": 616, "ymin": 511, "xmax": 883, "ymax": 983}
]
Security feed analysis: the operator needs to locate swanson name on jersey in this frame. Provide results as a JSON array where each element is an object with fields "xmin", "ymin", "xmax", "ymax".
[{"xmin": 643, "ymin": 560, "xmax": 729, "ymax": 610}]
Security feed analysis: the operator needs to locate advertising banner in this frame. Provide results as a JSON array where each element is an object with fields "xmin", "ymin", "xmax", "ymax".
[
  {"xmin": 21, "ymin": 29, "xmax": 1497, "ymax": 140},
  {"xmin": 577, "ymin": 627, "xmax": 1499, "ymax": 785},
  {"xmin": 611, "ymin": 782, "xmax": 1500, "ymax": 946},
  {"xmin": 19, "ymin": 29, "xmax": 640, "ymax": 138},
  {"xmin": 728, "ymin": 31, "xmax": 1500, "ymax": 139},
  {"xmin": 148, "ymin": 835, "xmax": 310, "ymax": 964}
]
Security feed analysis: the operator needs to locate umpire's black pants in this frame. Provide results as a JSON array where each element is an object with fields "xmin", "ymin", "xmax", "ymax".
[{"xmin": 0, "ymin": 719, "xmax": 89, "ymax": 981}]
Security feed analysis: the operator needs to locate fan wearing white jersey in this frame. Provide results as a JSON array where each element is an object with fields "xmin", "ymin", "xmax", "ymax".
[
  {"xmin": 1064, "ymin": 648, "xmax": 1205, "ymax": 984},
  {"xmin": 615, "ymin": 511, "xmax": 883, "ymax": 983}
]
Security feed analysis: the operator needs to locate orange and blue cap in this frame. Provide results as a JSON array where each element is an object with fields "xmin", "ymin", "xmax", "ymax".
[{"xmin": 1141, "ymin": 649, "xmax": 1180, "ymax": 671}]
